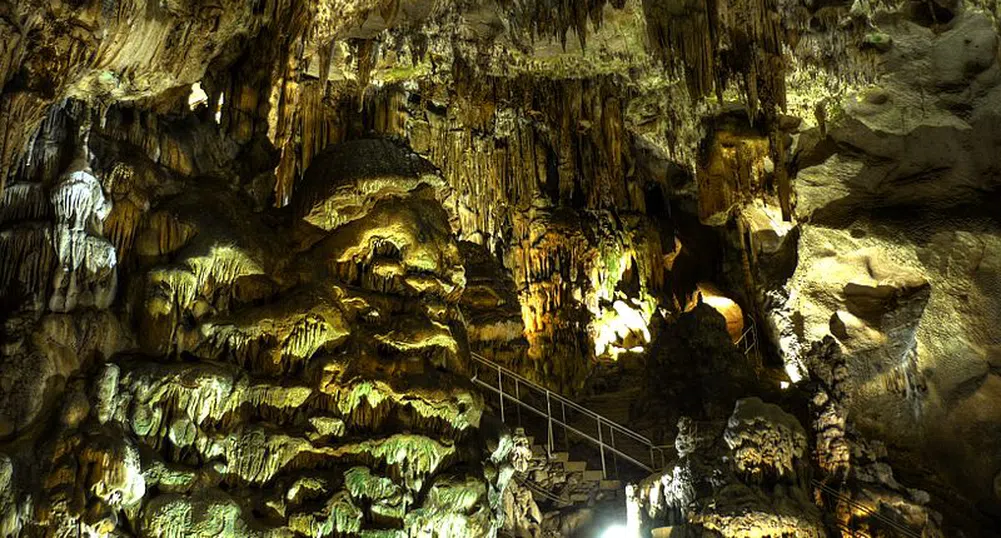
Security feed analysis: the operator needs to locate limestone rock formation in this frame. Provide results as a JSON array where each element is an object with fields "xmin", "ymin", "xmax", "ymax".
[
  {"xmin": 627, "ymin": 400, "xmax": 824, "ymax": 537},
  {"xmin": 769, "ymin": 6, "xmax": 1001, "ymax": 523},
  {"xmin": 636, "ymin": 303, "xmax": 760, "ymax": 441},
  {"xmin": 0, "ymin": 136, "xmax": 512, "ymax": 537}
]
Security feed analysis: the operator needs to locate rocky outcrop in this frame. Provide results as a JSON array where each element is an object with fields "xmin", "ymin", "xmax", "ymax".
[
  {"xmin": 805, "ymin": 336, "xmax": 945, "ymax": 537},
  {"xmin": 772, "ymin": 6, "xmax": 1001, "ymax": 520},
  {"xmin": 637, "ymin": 304, "xmax": 760, "ymax": 441},
  {"xmin": 627, "ymin": 399, "xmax": 824, "ymax": 537},
  {"xmin": 0, "ymin": 137, "xmax": 513, "ymax": 537},
  {"xmin": 459, "ymin": 241, "xmax": 529, "ymax": 366},
  {"xmin": 795, "ymin": 10, "xmax": 1001, "ymax": 223}
]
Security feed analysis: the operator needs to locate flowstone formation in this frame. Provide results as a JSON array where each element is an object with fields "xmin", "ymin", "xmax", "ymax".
[
  {"xmin": 627, "ymin": 396, "xmax": 945, "ymax": 537},
  {"xmin": 627, "ymin": 399, "xmax": 825, "ymax": 537},
  {"xmin": 0, "ymin": 136, "xmax": 513, "ymax": 537},
  {"xmin": 763, "ymin": 5, "xmax": 1001, "ymax": 525},
  {"xmin": 803, "ymin": 337, "xmax": 945, "ymax": 537}
]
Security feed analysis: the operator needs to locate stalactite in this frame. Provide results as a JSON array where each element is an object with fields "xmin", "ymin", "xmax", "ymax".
[
  {"xmin": 0, "ymin": 225, "xmax": 54, "ymax": 301},
  {"xmin": 0, "ymin": 183, "xmax": 50, "ymax": 225},
  {"xmin": 696, "ymin": 126, "xmax": 772, "ymax": 224},
  {"xmin": 265, "ymin": 2, "xmax": 312, "ymax": 207},
  {"xmin": 497, "ymin": 0, "xmax": 624, "ymax": 52},
  {"xmin": 2, "ymin": 95, "xmax": 55, "ymax": 193},
  {"xmin": 297, "ymin": 80, "xmax": 349, "ymax": 185}
]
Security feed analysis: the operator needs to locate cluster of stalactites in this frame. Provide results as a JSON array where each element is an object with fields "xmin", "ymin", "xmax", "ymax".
[
  {"xmin": 49, "ymin": 165, "xmax": 118, "ymax": 312},
  {"xmin": 643, "ymin": 0, "xmax": 786, "ymax": 116},
  {"xmin": 642, "ymin": 0, "xmax": 794, "ymax": 219},
  {"xmin": 0, "ymin": 0, "xmax": 289, "ymax": 191},
  {"xmin": 696, "ymin": 128, "xmax": 774, "ymax": 224},
  {"xmin": 497, "ymin": 0, "xmax": 629, "ymax": 51},
  {"xmin": 0, "ymin": 135, "xmax": 117, "ymax": 312},
  {"xmin": 323, "ymin": 74, "xmax": 639, "ymax": 251}
]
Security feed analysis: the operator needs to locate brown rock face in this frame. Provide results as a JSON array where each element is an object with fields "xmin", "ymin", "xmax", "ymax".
[{"xmin": 0, "ymin": 137, "xmax": 511, "ymax": 537}]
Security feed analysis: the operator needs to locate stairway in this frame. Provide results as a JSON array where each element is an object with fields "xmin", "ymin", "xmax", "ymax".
[
  {"xmin": 470, "ymin": 352, "xmax": 675, "ymax": 479},
  {"xmin": 469, "ymin": 350, "xmax": 676, "ymax": 516},
  {"xmin": 517, "ymin": 431, "xmax": 623, "ymax": 506},
  {"xmin": 469, "ymin": 322, "xmax": 765, "ymax": 485}
]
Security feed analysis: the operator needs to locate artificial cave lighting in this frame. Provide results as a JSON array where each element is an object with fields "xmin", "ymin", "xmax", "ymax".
[
  {"xmin": 215, "ymin": 91, "xmax": 225, "ymax": 124},
  {"xmin": 691, "ymin": 282, "xmax": 744, "ymax": 343},
  {"xmin": 600, "ymin": 523, "xmax": 632, "ymax": 538},
  {"xmin": 188, "ymin": 82, "xmax": 208, "ymax": 110}
]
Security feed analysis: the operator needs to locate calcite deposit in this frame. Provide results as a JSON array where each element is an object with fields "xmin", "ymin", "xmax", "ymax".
[
  {"xmin": 2, "ymin": 0, "xmax": 1000, "ymax": 537},
  {"xmin": 627, "ymin": 401, "xmax": 825, "ymax": 537},
  {"xmin": 0, "ymin": 134, "xmax": 511, "ymax": 537}
]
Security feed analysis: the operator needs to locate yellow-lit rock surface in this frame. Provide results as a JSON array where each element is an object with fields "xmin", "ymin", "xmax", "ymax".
[{"xmin": 1, "ymin": 139, "xmax": 512, "ymax": 537}]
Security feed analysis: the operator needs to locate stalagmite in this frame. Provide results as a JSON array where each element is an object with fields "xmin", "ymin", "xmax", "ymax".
[{"xmin": 48, "ymin": 162, "xmax": 117, "ymax": 312}]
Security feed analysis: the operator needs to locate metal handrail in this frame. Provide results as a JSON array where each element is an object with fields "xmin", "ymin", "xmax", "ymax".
[
  {"xmin": 514, "ymin": 472, "xmax": 568, "ymax": 507},
  {"xmin": 469, "ymin": 351, "xmax": 675, "ymax": 478},
  {"xmin": 812, "ymin": 480, "xmax": 923, "ymax": 538},
  {"xmin": 734, "ymin": 318, "xmax": 759, "ymax": 358},
  {"xmin": 470, "ymin": 320, "xmax": 761, "ymax": 480}
]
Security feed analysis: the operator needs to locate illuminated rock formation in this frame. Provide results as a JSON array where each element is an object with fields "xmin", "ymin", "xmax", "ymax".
[
  {"xmin": 0, "ymin": 138, "xmax": 511, "ymax": 537},
  {"xmin": 627, "ymin": 400, "xmax": 824, "ymax": 537},
  {"xmin": 768, "ymin": 9, "xmax": 1001, "ymax": 523}
]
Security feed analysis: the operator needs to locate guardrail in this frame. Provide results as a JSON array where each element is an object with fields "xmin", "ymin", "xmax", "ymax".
[
  {"xmin": 470, "ymin": 317, "xmax": 762, "ymax": 480},
  {"xmin": 812, "ymin": 480, "xmax": 923, "ymax": 538},
  {"xmin": 514, "ymin": 472, "xmax": 568, "ymax": 507},
  {"xmin": 735, "ymin": 318, "xmax": 760, "ymax": 366},
  {"xmin": 470, "ymin": 351, "xmax": 674, "ymax": 479}
]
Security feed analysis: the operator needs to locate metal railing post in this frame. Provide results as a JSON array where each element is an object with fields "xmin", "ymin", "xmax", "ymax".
[
  {"xmin": 545, "ymin": 390, "xmax": 554, "ymax": 454},
  {"xmin": 514, "ymin": 378, "xmax": 521, "ymax": 426},
  {"xmin": 497, "ymin": 366, "xmax": 504, "ymax": 423},
  {"xmin": 561, "ymin": 401, "xmax": 568, "ymax": 450},
  {"xmin": 611, "ymin": 428, "xmax": 618, "ymax": 478},
  {"xmin": 598, "ymin": 420, "xmax": 607, "ymax": 479},
  {"xmin": 469, "ymin": 352, "xmax": 670, "ymax": 477}
]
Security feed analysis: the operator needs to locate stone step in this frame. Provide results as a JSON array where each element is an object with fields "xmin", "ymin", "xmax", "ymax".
[
  {"xmin": 582, "ymin": 470, "xmax": 604, "ymax": 482},
  {"xmin": 599, "ymin": 479, "xmax": 621, "ymax": 491},
  {"xmin": 562, "ymin": 460, "xmax": 586, "ymax": 472},
  {"xmin": 550, "ymin": 451, "xmax": 570, "ymax": 463},
  {"xmin": 569, "ymin": 493, "xmax": 591, "ymax": 503},
  {"xmin": 651, "ymin": 527, "xmax": 676, "ymax": 537}
]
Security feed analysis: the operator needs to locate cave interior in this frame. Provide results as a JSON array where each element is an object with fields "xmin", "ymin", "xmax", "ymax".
[{"xmin": 1, "ymin": 0, "xmax": 1000, "ymax": 537}]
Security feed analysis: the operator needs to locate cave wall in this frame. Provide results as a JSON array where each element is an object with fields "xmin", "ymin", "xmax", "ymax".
[{"xmin": 1, "ymin": 108, "xmax": 512, "ymax": 536}]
